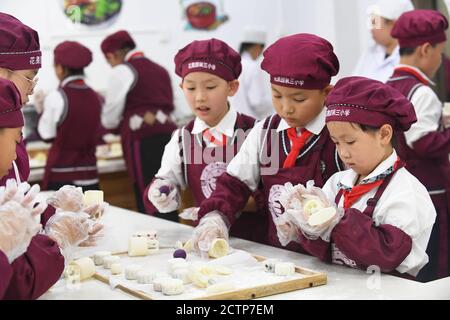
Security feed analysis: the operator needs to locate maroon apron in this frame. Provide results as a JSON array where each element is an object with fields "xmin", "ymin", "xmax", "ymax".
[
  {"xmin": 387, "ymin": 68, "xmax": 449, "ymax": 279},
  {"xmin": 260, "ymin": 114, "xmax": 342, "ymax": 250},
  {"xmin": 180, "ymin": 113, "xmax": 266, "ymax": 242},
  {"xmin": 119, "ymin": 54, "xmax": 177, "ymax": 195},
  {"xmin": 41, "ymin": 79, "xmax": 101, "ymax": 190},
  {"xmin": 331, "ymin": 162, "xmax": 416, "ymax": 280}
]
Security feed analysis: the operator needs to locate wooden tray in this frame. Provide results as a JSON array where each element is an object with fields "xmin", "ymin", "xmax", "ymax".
[{"xmin": 92, "ymin": 253, "xmax": 327, "ymax": 300}]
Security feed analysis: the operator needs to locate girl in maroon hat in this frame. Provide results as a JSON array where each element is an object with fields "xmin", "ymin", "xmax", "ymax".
[
  {"xmin": 37, "ymin": 41, "xmax": 103, "ymax": 192},
  {"xmin": 143, "ymin": 38, "xmax": 265, "ymax": 243},
  {"xmin": 190, "ymin": 34, "xmax": 344, "ymax": 255},
  {"xmin": 387, "ymin": 9, "xmax": 450, "ymax": 281},
  {"xmin": 277, "ymin": 76, "xmax": 436, "ymax": 279}
]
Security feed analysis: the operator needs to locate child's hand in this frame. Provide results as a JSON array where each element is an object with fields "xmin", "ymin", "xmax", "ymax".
[
  {"xmin": 47, "ymin": 185, "xmax": 84, "ymax": 212},
  {"xmin": 148, "ymin": 179, "xmax": 180, "ymax": 213}
]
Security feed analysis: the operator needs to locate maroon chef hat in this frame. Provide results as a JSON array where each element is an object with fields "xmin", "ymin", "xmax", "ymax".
[
  {"xmin": 391, "ymin": 9, "xmax": 448, "ymax": 48},
  {"xmin": 325, "ymin": 76, "xmax": 417, "ymax": 132},
  {"xmin": 174, "ymin": 38, "xmax": 242, "ymax": 81},
  {"xmin": 54, "ymin": 41, "xmax": 92, "ymax": 69},
  {"xmin": 101, "ymin": 30, "xmax": 136, "ymax": 55},
  {"xmin": 0, "ymin": 13, "xmax": 41, "ymax": 70},
  {"xmin": 261, "ymin": 33, "xmax": 339, "ymax": 90},
  {"xmin": 0, "ymin": 78, "xmax": 24, "ymax": 127}
]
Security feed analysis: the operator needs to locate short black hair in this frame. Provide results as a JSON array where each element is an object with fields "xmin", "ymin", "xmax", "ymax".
[
  {"xmin": 65, "ymin": 67, "xmax": 85, "ymax": 76},
  {"xmin": 399, "ymin": 43, "xmax": 437, "ymax": 56},
  {"xmin": 350, "ymin": 123, "xmax": 397, "ymax": 147},
  {"xmin": 239, "ymin": 42, "xmax": 265, "ymax": 54}
]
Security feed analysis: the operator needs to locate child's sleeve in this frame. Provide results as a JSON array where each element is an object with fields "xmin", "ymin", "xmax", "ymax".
[
  {"xmin": 330, "ymin": 180, "xmax": 435, "ymax": 276},
  {"xmin": 408, "ymin": 86, "xmax": 450, "ymax": 157},
  {"xmin": 0, "ymin": 250, "xmax": 12, "ymax": 299},
  {"xmin": 197, "ymin": 122, "xmax": 263, "ymax": 225},
  {"xmin": 4, "ymin": 234, "xmax": 65, "ymax": 300}
]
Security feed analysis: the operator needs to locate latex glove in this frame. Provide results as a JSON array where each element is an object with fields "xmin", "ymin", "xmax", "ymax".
[
  {"xmin": 47, "ymin": 185, "xmax": 84, "ymax": 212},
  {"xmin": 0, "ymin": 201, "xmax": 42, "ymax": 263},
  {"xmin": 148, "ymin": 179, "xmax": 180, "ymax": 213},
  {"xmin": 79, "ymin": 223, "xmax": 105, "ymax": 247},
  {"xmin": 192, "ymin": 211, "xmax": 229, "ymax": 253},
  {"xmin": 178, "ymin": 207, "xmax": 199, "ymax": 221},
  {"xmin": 44, "ymin": 211, "xmax": 92, "ymax": 252},
  {"xmin": 83, "ymin": 202, "xmax": 109, "ymax": 220},
  {"xmin": 0, "ymin": 180, "xmax": 47, "ymax": 216},
  {"xmin": 281, "ymin": 180, "xmax": 344, "ymax": 242},
  {"xmin": 274, "ymin": 213, "xmax": 299, "ymax": 247}
]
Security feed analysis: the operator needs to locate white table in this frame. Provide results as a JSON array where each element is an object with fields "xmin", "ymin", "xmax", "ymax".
[{"xmin": 39, "ymin": 206, "xmax": 450, "ymax": 300}]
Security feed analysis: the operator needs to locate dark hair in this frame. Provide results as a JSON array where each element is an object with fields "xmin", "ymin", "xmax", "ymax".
[
  {"xmin": 350, "ymin": 123, "xmax": 397, "ymax": 147},
  {"xmin": 239, "ymin": 42, "xmax": 265, "ymax": 54},
  {"xmin": 65, "ymin": 67, "xmax": 85, "ymax": 77},
  {"xmin": 399, "ymin": 43, "xmax": 437, "ymax": 56}
]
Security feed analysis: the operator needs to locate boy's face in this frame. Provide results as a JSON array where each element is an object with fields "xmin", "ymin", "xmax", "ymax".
[
  {"xmin": 181, "ymin": 72, "xmax": 239, "ymax": 127},
  {"xmin": 424, "ymin": 42, "xmax": 445, "ymax": 78},
  {"xmin": 0, "ymin": 127, "xmax": 22, "ymax": 177},
  {"xmin": 271, "ymin": 84, "xmax": 330, "ymax": 128},
  {"xmin": 327, "ymin": 121, "xmax": 392, "ymax": 178},
  {"xmin": 105, "ymin": 52, "xmax": 124, "ymax": 67}
]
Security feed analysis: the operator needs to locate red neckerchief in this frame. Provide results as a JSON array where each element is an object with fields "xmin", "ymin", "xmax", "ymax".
[
  {"xmin": 202, "ymin": 128, "xmax": 227, "ymax": 146},
  {"xmin": 282, "ymin": 128, "xmax": 313, "ymax": 168},
  {"xmin": 342, "ymin": 157, "xmax": 402, "ymax": 209}
]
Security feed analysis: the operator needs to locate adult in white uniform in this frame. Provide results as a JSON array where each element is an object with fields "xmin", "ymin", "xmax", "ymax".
[
  {"xmin": 352, "ymin": 0, "xmax": 414, "ymax": 82},
  {"xmin": 230, "ymin": 27, "xmax": 273, "ymax": 120}
]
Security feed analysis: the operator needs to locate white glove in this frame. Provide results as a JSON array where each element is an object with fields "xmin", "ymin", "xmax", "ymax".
[
  {"xmin": 148, "ymin": 179, "xmax": 180, "ymax": 213},
  {"xmin": 47, "ymin": 185, "xmax": 84, "ymax": 212},
  {"xmin": 0, "ymin": 179, "xmax": 48, "ymax": 216},
  {"xmin": 192, "ymin": 211, "xmax": 229, "ymax": 253},
  {"xmin": 274, "ymin": 213, "xmax": 299, "ymax": 247},
  {"xmin": 281, "ymin": 180, "xmax": 344, "ymax": 242},
  {"xmin": 178, "ymin": 207, "xmax": 199, "ymax": 220},
  {"xmin": 0, "ymin": 200, "xmax": 43, "ymax": 263},
  {"xmin": 44, "ymin": 211, "xmax": 99, "ymax": 262}
]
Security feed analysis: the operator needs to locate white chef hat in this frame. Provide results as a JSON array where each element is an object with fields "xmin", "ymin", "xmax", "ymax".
[
  {"xmin": 240, "ymin": 26, "xmax": 267, "ymax": 44},
  {"xmin": 368, "ymin": 0, "xmax": 414, "ymax": 20}
]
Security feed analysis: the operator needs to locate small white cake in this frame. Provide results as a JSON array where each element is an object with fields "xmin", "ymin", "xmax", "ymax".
[
  {"xmin": 125, "ymin": 264, "xmax": 143, "ymax": 280},
  {"xmin": 128, "ymin": 236, "xmax": 149, "ymax": 257},
  {"xmin": 103, "ymin": 255, "xmax": 120, "ymax": 269},
  {"xmin": 136, "ymin": 270, "xmax": 156, "ymax": 284},
  {"xmin": 274, "ymin": 262, "xmax": 295, "ymax": 276},
  {"xmin": 161, "ymin": 278, "xmax": 184, "ymax": 296},
  {"xmin": 172, "ymin": 268, "xmax": 191, "ymax": 284},
  {"xmin": 93, "ymin": 251, "xmax": 111, "ymax": 266},
  {"xmin": 110, "ymin": 263, "xmax": 123, "ymax": 275},
  {"xmin": 153, "ymin": 276, "xmax": 171, "ymax": 292},
  {"xmin": 264, "ymin": 258, "xmax": 281, "ymax": 273}
]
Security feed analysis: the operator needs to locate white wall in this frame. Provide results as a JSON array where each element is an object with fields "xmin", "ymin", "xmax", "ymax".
[{"xmin": 0, "ymin": 0, "xmax": 379, "ymax": 118}]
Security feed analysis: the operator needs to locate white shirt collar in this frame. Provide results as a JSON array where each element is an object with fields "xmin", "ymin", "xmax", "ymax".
[
  {"xmin": 276, "ymin": 107, "xmax": 326, "ymax": 135},
  {"xmin": 340, "ymin": 149, "xmax": 398, "ymax": 188},
  {"xmin": 125, "ymin": 49, "xmax": 142, "ymax": 61},
  {"xmin": 61, "ymin": 75, "xmax": 85, "ymax": 87},
  {"xmin": 191, "ymin": 108, "xmax": 237, "ymax": 137},
  {"xmin": 396, "ymin": 64, "xmax": 436, "ymax": 86}
]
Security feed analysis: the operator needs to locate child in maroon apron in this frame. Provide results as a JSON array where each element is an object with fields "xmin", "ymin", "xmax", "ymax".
[
  {"xmin": 284, "ymin": 76, "xmax": 436, "ymax": 279},
  {"xmin": 191, "ymin": 34, "xmax": 344, "ymax": 253},
  {"xmin": 38, "ymin": 41, "xmax": 102, "ymax": 191},
  {"xmin": 143, "ymin": 38, "xmax": 266, "ymax": 242},
  {"xmin": 101, "ymin": 30, "xmax": 176, "ymax": 213},
  {"xmin": 386, "ymin": 9, "xmax": 449, "ymax": 281}
]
